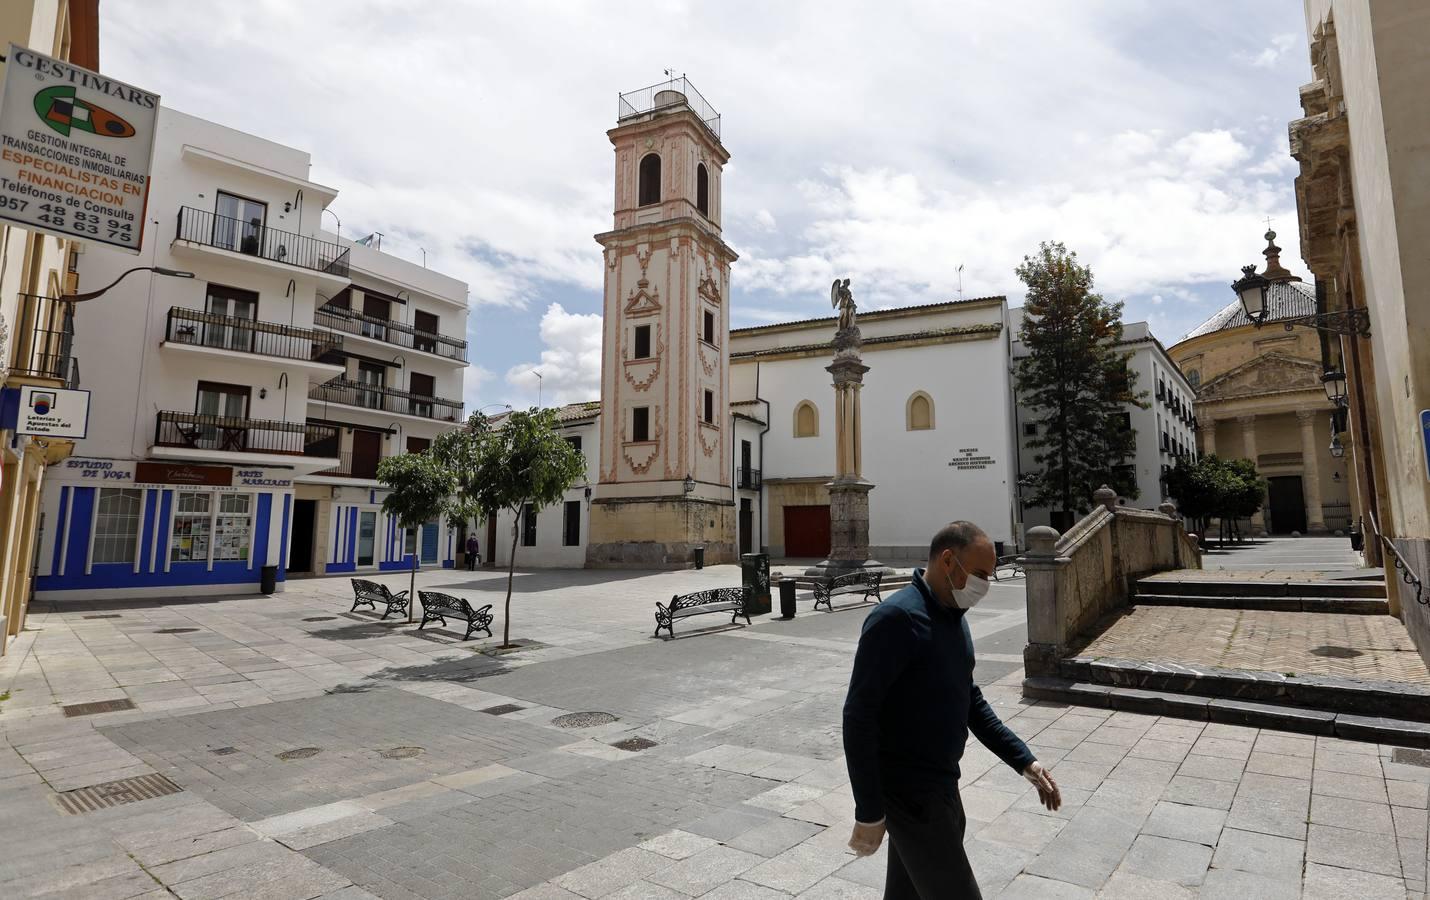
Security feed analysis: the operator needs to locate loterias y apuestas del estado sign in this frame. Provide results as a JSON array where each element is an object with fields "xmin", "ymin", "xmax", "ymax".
[{"xmin": 0, "ymin": 43, "xmax": 159, "ymax": 253}]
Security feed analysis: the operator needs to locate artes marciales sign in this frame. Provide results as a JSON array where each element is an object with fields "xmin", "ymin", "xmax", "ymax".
[{"xmin": 0, "ymin": 44, "xmax": 159, "ymax": 253}]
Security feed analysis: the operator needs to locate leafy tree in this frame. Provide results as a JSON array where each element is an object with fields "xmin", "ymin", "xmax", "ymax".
[
  {"xmin": 376, "ymin": 452, "xmax": 456, "ymax": 622},
  {"xmin": 1015, "ymin": 242, "xmax": 1145, "ymax": 523},
  {"xmin": 431, "ymin": 412, "xmax": 491, "ymax": 549},
  {"xmin": 1163, "ymin": 454, "xmax": 1268, "ymax": 545},
  {"xmin": 469, "ymin": 408, "xmax": 585, "ymax": 648}
]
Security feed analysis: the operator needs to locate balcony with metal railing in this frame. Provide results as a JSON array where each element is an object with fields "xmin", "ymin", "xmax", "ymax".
[
  {"xmin": 174, "ymin": 206, "xmax": 350, "ymax": 278},
  {"xmin": 309, "ymin": 378, "xmax": 463, "ymax": 422},
  {"xmin": 737, "ymin": 467, "xmax": 762, "ymax": 490},
  {"xmin": 164, "ymin": 307, "xmax": 343, "ymax": 366},
  {"xmin": 309, "ymin": 451, "xmax": 381, "ymax": 481},
  {"xmin": 314, "ymin": 303, "xmax": 467, "ymax": 363},
  {"xmin": 8, "ymin": 293, "xmax": 78, "ymax": 388},
  {"xmin": 618, "ymin": 76, "xmax": 721, "ymax": 139},
  {"xmin": 154, "ymin": 411, "xmax": 338, "ymax": 463}
]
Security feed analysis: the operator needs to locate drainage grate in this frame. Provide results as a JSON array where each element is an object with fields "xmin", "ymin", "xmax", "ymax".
[
  {"xmin": 380, "ymin": 746, "xmax": 424, "ymax": 760},
  {"xmin": 611, "ymin": 737, "xmax": 658, "ymax": 752},
  {"xmin": 303, "ymin": 616, "xmax": 337, "ymax": 622},
  {"xmin": 482, "ymin": 704, "xmax": 524, "ymax": 716},
  {"xmin": 82, "ymin": 614, "xmax": 122, "ymax": 620},
  {"xmin": 1392, "ymin": 748, "xmax": 1430, "ymax": 768},
  {"xmin": 154, "ymin": 627, "xmax": 199, "ymax": 635},
  {"xmin": 62, "ymin": 698, "xmax": 136, "ymax": 718},
  {"xmin": 210, "ymin": 747, "xmax": 239, "ymax": 756},
  {"xmin": 275, "ymin": 747, "xmax": 322, "ymax": 761},
  {"xmin": 1309, "ymin": 645, "xmax": 1363, "ymax": 659},
  {"xmin": 552, "ymin": 711, "xmax": 619, "ymax": 729},
  {"xmin": 53, "ymin": 774, "xmax": 182, "ymax": 815}
]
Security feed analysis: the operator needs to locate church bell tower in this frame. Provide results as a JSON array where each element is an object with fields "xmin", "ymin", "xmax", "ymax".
[{"xmin": 587, "ymin": 79, "xmax": 738, "ymax": 567}]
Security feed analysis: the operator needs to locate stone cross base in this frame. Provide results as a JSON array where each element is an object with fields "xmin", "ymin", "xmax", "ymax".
[{"xmin": 805, "ymin": 479, "xmax": 893, "ymax": 578}]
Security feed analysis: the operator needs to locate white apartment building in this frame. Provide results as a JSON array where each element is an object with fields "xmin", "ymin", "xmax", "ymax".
[
  {"xmin": 33, "ymin": 108, "xmax": 469, "ymax": 600},
  {"xmin": 1014, "ymin": 318, "xmax": 1197, "ymax": 529}
]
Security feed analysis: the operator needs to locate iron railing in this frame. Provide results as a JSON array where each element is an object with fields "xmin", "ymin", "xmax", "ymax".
[
  {"xmin": 311, "ymin": 451, "xmax": 380, "ymax": 480},
  {"xmin": 737, "ymin": 467, "xmax": 762, "ymax": 490},
  {"xmin": 175, "ymin": 206, "xmax": 350, "ymax": 277},
  {"xmin": 10, "ymin": 293, "xmax": 78, "ymax": 387},
  {"xmin": 1366, "ymin": 509, "xmax": 1426, "ymax": 606},
  {"xmin": 309, "ymin": 378, "xmax": 463, "ymax": 421},
  {"xmin": 314, "ymin": 303, "xmax": 466, "ymax": 362},
  {"xmin": 618, "ymin": 76, "xmax": 721, "ymax": 139},
  {"xmin": 155, "ymin": 411, "xmax": 338, "ymax": 456},
  {"xmin": 165, "ymin": 307, "xmax": 341, "ymax": 362}
]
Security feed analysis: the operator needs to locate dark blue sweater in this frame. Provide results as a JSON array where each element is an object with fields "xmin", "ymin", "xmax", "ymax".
[{"xmin": 842, "ymin": 569, "xmax": 1035, "ymax": 823}]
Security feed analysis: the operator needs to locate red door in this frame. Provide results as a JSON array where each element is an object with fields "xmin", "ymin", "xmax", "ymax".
[{"xmin": 784, "ymin": 505, "xmax": 831, "ymax": 558}]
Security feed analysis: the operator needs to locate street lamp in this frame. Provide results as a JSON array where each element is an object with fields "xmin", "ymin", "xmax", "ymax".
[
  {"xmin": 1232, "ymin": 265, "xmax": 1270, "ymax": 325},
  {"xmin": 683, "ymin": 474, "xmax": 695, "ymax": 495},
  {"xmin": 1329, "ymin": 433, "xmax": 1346, "ymax": 458},
  {"xmin": 62, "ymin": 266, "xmax": 194, "ymax": 302},
  {"xmin": 1321, "ymin": 369, "xmax": 1348, "ymax": 406}
]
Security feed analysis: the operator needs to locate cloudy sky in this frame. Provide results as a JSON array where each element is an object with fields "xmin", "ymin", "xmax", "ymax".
[{"xmin": 100, "ymin": 1, "xmax": 1312, "ymax": 411}]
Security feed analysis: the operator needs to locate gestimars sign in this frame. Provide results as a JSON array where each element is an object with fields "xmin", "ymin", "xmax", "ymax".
[{"xmin": 0, "ymin": 43, "xmax": 159, "ymax": 253}]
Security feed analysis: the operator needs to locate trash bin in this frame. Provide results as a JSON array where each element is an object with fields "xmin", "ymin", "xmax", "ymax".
[
  {"xmin": 778, "ymin": 578, "xmax": 797, "ymax": 620},
  {"xmin": 740, "ymin": 553, "xmax": 771, "ymax": 615},
  {"xmin": 693, "ymin": 545, "xmax": 705, "ymax": 569},
  {"xmin": 1349, "ymin": 526, "xmax": 1364, "ymax": 552},
  {"xmin": 260, "ymin": 565, "xmax": 278, "ymax": 595}
]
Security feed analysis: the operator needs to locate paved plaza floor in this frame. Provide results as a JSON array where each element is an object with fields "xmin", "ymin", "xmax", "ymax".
[{"xmin": 0, "ymin": 564, "xmax": 1427, "ymax": 898}]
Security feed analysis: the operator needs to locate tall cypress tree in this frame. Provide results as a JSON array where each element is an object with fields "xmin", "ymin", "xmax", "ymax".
[{"xmin": 1015, "ymin": 242, "xmax": 1143, "ymax": 523}]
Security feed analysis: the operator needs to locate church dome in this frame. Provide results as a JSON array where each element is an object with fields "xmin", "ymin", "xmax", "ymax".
[{"xmin": 1182, "ymin": 229, "xmax": 1316, "ymax": 341}]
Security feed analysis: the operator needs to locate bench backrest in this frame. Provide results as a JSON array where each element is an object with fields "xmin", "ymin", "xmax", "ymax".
[
  {"xmin": 352, "ymin": 578, "xmax": 394, "ymax": 601},
  {"xmin": 828, "ymin": 570, "xmax": 881, "ymax": 590},
  {"xmin": 669, "ymin": 586, "xmax": 749, "ymax": 612},
  {"xmin": 418, "ymin": 591, "xmax": 475, "ymax": 615}
]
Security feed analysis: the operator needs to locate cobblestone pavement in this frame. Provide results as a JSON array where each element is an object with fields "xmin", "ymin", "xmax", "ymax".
[
  {"xmin": 1080, "ymin": 606, "xmax": 1430, "ymax": 682},
  {"xmin": 1, "ymin": 566, "xmax": 1427, "ymax": 898}
]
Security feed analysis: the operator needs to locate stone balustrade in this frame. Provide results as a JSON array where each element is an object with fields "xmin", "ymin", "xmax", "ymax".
[{"xmin": 1020, "ymin": 485, "xmax": 1202, "ymax": 676}]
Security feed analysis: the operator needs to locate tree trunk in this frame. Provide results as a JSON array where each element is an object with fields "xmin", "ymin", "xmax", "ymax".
[
  {"xmin": 503, "ymin": 518, "xmax": 520, "ymax": 648},
  {"xmin": 408, "ymin": 536, "xmax": 418, "ymax": 623}
]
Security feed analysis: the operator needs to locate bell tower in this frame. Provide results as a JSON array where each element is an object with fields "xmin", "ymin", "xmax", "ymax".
[{"xmin": 587, "ymin": 79, "xmax": 738, "ymax": 568}]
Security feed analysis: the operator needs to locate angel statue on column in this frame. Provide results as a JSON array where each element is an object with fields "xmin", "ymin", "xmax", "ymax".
[{"xmin": 831, "ymin": 278, "xmax": 856, "ymax": 332}]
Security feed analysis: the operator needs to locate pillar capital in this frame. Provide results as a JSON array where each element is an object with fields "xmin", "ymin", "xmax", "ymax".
[{"xmin": 1295, "ymin": 408, "xmax": 1318, "ymax": 422}]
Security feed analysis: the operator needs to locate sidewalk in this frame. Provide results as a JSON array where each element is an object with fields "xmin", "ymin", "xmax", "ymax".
[{"xmin": 0, "ymin": 570, "xmax": 1426, "ymax": 898}]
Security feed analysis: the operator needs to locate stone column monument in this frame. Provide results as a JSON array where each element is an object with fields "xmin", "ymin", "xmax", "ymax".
[{"xmin": 807, "ymin": 280, "xmax": 892, "ymax": 578}]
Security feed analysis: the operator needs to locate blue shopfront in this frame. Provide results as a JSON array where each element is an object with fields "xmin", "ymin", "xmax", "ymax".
[
  {"xmin": 34, "ymin": 458, "xmax": 295, "ymax": 601},
  {"xmin": 318, "ymin": 485, "xmax": 456, "ymax": 575}
]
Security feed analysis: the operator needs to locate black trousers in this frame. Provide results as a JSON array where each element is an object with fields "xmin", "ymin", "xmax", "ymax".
[{"xmin": 883, "ymin": 787, "xmax": 981, "ymax": 899}]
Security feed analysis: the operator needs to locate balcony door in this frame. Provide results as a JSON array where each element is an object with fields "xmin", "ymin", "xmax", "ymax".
[
  {"xmin": 356, "ymin": 511, "xmax": 377, "ymax": 567},
  {"xmin": 361, "ymin": 292, "xmax": 390, "ymax": 341},
  {"xmin": 357, "ymin": 362, "xmax": 386, "ymax": 409},
  {"xmin": 408, "ymin": 372, "xmax": 435, "ymax": 418},
  {"xmin": 204, "ymin": 285, "xmax": 258, "ymax": 352},
  {"xmin": 195, "ymin": 381, "xmax": 250, "ymax": 451},
  {"xmin": 214, "ymin": 191, "xmax": 267, "ymax": 256},
  {"xmin": 352, "ymin": 430, "xmax": 383, "ymax": 479}
]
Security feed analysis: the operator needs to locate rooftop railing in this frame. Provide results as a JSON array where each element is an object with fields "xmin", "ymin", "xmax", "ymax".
[
  {"xmin": 618, "ymin": 76, "xmax": 721, "ymax": 139},
  {"xmin": 176, "ymin": 206, "xmax": 351, "ymax": 278},
  {"xmin": 314, "ymin": 303, "xmax": 466, "ymax": 362}
]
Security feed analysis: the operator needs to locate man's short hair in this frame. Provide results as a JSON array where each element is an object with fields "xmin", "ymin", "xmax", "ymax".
[{"xmin": 929, "ymin": 521, "xmax": 989, "ymax": 559}]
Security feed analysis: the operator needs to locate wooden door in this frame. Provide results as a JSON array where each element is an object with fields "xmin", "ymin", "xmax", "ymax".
[
  {"xmin": 739, "ymin": 498, "xmax": 753, "ymax": 555},
  {"xmin": 352, "ymin": 430, "xmax": 383, "ymax": 479},
  {"xmin": 1267, "ymin": 476, "xmax": 1307, "ymax": 534},
  {"xmin": 784, "ymin": 505, "xmax": 831, "ymax": 558}
]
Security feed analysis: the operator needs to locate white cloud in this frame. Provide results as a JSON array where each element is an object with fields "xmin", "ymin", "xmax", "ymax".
[
  {"xmin": 1250, "ymin": 33, "xmax": 1300, "ymax": 68},
  {"xmin": 504, "ymin": 303, "xmax": 603, "ymax": 407}
]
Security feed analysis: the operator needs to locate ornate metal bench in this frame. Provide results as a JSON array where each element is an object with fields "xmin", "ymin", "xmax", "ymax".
[
  {"xmin": 654, "ymin": 586, "xmax": 751, "ymax": 638},
  {"xmin": 992, "ymin": 554, "xmax": 1025, "ymax": 582},
  {"xmin": 812, "ymin": 571, "xmax": 883, "ymax": 612},
  {"xmin": 350, "ymin": 579, "xmax": 409, "ymax": 619},
  {"xmin": 417, "ymin": 591, "xmax": 493, "ymax": 641}
]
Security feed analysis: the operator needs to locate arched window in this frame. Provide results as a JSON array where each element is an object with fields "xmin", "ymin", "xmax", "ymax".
[
  {"xmin": 906, "ymin": 392, "xmax": 935, "ymax": 431},
  {"xmin": 793, "ymin": 401, "xmax": 818, "ymax": 438},
  {"xmin": 696, "ymin": 163, "xmax": 710, "ymax": 217},
  {"xmin": 638, "ymin": 153, "xmax": 661, "ymax": 207}
]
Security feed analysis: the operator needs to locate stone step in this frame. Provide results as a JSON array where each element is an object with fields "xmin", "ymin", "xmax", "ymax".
[
  {"xmin": 1131, "ymin": 593, "xmax": 1389, "ymax": 614},
  {"xmin": 1132, "ymin": 578, "xmax": 1386, "ymax": 599},
  {"xmin": 1022, "ymin": 676, "xmax": 1430, "ymax": 748},
  {"xmin": 1057, "ymin": 655, "xmax": 1430, "ymax": 723}
]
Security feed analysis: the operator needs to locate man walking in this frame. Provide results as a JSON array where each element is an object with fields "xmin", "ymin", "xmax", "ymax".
[
  {"xmin": 465, "ymin": 533, "xmax": 480, "ymax": 571},
  {"xmin": 844, "ymin": 520, "xmax": 1060, "ymax": 898}
]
